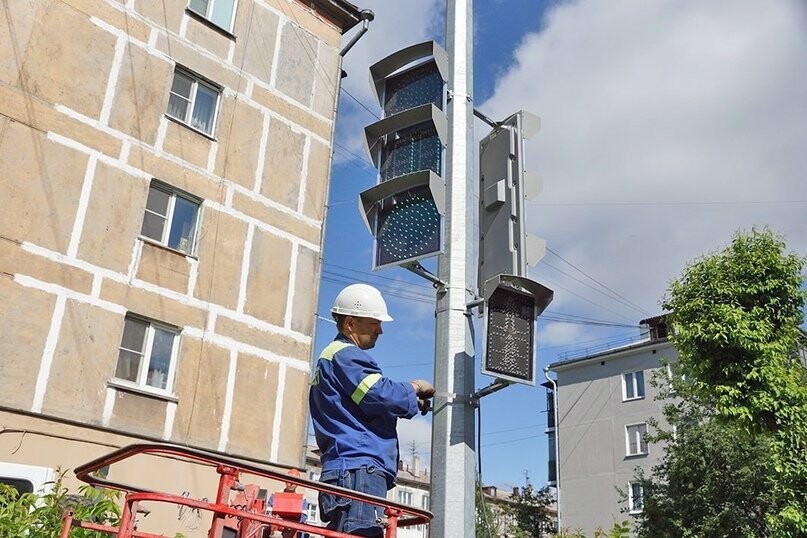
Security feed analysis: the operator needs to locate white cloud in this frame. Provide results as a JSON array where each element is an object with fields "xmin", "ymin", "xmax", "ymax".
[
  {"xmin": 481, "ymin": 0, "xmax": 807, "ymax": 348},
  {"xmin": 397, "ymin": 415, "xmax": 433, "ymax": 465}
]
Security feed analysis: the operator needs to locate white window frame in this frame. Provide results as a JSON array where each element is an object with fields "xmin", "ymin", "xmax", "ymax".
[
  {"xmin": 187, "ymin": 0, "xmax": 237, "ymax": 32},
  {"xmin": 396, "ymin": 490, "xmax": 413, "ymax": 506},
  {"xmin": 140, "ymin": 180, "xmax": 202, "ymax": 256},
  {"xmin": 625, "ymin": 422, "xmax": 648, "ymax": 456},
  {"xmin": 628, "ymin": 481, "xmax": 643, "ymax": 514},
  {"xmin": 306, "ymin": 502, "xmax": 318, "ymax": 524},
  {"xmin": 113, "ymin": 315, "xmax": 180, "ymax": 396},
  {"xmin": 622, "ymin": 370, "xmax": 645, "ymax": 401},
  {"xmin": 166, "ymin": 67, "xmax": 221, "ymax": 136},
  {"xmin": 421, "ymin": 494, "xmax": 429, "ymax": 509}
]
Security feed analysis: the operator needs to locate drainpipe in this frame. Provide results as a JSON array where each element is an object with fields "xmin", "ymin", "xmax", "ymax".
[{"xmin": 544, "ymin": 365, "xmax": 561, "ymax": 532}]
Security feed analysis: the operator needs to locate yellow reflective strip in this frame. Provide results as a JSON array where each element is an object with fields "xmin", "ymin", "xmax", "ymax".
[
  {"xmin": 351, "ymin": 373, "xmax": 382, "ymax": 405},
  {"xmin": 320, "ymin": 341, "xmax": 353, "ymax": 360}
]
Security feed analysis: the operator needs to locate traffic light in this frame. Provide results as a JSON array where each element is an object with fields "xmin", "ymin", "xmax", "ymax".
[
  {"xmin": 478, "ymin": 110, "xmax": 544, "ymax": 291},
  {"xmin": 482, "ymin": 275, "xmax": 553, "ymax": 385},
  {"xmin": 478, "ymin": 111, "xmax": 552, "ymax": 386},
  {"xmin": 358, "ymin": 42, "xmax": 448, "ymax": 270}
]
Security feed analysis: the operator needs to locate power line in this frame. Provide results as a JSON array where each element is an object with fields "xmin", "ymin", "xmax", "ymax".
[
  {"xmin": 340, "ymin": 87, "xmax": 382, "ymax": 120},
  {"xmin": 546, "ymin": 247, "xmax": 651, "ymax": 316}
]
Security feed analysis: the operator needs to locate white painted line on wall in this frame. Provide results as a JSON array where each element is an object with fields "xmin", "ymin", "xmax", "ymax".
[
  {"xmin": 269, "ymin": 19, "xmax": 284, "ymax": 91},
  {"xmin": 284, "ymin": 243, "xmax": 299, "ymax": 330},
  {"xmin": 206, "ymin": 308, "xmax": 218, "ymax": 332},
  {"xmin": 154, "ymin": 117, "xmax": 169, "ymax": 152},
  {"xmin": 269, "ymin": 363, "xmax": 287, "ymax": 462},
  {"xmin": 204, "ymin": 200, "xmax": 320, "ymax": 253},
  {"xmin": 91, "ymin": 274, "xmax": 103, "ymax": 298},
  {"xmin": 127, "ymin": 240, "xmax": 143, "ymax": 281},
  {"xmin": 31, "ymin": 295, "xmax": 67, "ymax": 413},
  {"xmin": 179, "ymin": 13, "xmax": 190, "ymax": 38},
  {"xmin": 99, "ymin": 35, "xmax": 127, "ymax": 126},
  {"xmin": 102, "ymin": 387, "xmax": 116, "ymax": 426},
  {"xmin": 187, "ymin": 256, "xmax": 200, "ymax": 296},
  {"xmin": 148, "ymin": 28, "xmax": 160, "ymax": 49},
  {"xmin": 227, "ymin": 41, "xmax": 236, "ymax": 64},
  {"xmin": 66, "ymin": 155, "xmax": 98, "ymax": 258},
  {"xmin": 236, "ymin": 224, "xmax": 255, "ymax": 314},
  {"xmin": 207, "ymin": 140, "xmax": 219, "ymax": 173},
  {"xmin": 164, "ymin": 401, "xmax": 177, "ymax": 439},
  {"xmin": 253, "ymin": 113, "xmax": 271, "ymax": 193},
  {"xmin": 15, "ymin": 274, "xmax": 127, "ymax": 316},
  {"xmin": 218, "ymin": 349, "xmax": 238, "ymax": 451},
  {"xmin": 45, "ymin": 131, "xmax": 150, "ymax": 181},
  {"xmin": 297, "ymin": 136, "xmax": 311, "ymax": 214},
  {"xmin": 224, "ymin": 184, "xmax": 234, "ymax": 207},
  {"xmin": 119, "ymin": 140, "xmax": 131, "ymax": 162},
  {"xmin": 183, "ymin": 327, "xmax": 310, "ymax": 371}
]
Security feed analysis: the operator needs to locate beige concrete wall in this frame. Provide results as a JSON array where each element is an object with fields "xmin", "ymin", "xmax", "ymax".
[{"xmin": 1, "ymin": 0, "xmax": 346, "ymax": 491}]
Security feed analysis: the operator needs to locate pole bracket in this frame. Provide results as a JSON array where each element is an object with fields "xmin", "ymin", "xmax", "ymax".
[{"xmin": 402, "ymin": 261, "xmax": 446, "ymax": 288}]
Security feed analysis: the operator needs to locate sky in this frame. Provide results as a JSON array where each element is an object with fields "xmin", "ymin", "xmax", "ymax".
[{"xmin": 312, "ymin": 0, "xmax": 807, "ymax": 492}]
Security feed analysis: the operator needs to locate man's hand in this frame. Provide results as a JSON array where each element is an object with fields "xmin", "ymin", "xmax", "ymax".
[
  {"xmin": 410, "ymin": 380, "xmax": 435, "ymax": 415},
  {"xmin": 410, "ymin": 379, "xmax": 435, "ymax": 398}
]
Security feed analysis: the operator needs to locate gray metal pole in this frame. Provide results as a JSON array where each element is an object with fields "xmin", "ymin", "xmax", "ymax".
[{"xmin": 430, "ymin": 0, "xmax": 475, "ymax": 535}]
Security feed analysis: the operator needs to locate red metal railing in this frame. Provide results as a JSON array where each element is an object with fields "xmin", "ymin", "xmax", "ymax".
[{"xmin": 60, "ymin": 443, "xmax": 432, "ymax": 538}]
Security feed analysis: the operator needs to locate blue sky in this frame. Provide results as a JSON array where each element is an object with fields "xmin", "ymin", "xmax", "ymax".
[{"xmin": 312, "ymin": 0, "xmax": 807, "ymax": 492}]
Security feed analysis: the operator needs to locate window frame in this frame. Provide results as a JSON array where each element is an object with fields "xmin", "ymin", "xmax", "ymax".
[
  {"xmin": 112, "ymin": 314, "xmax": 181, "ymax": 397},
  {"xmin": 166, "ymin": 66, "xmax": 222, "ymax": 137},
  {"xmin": 622, "ymin": 370, "xmax": 646, "ymax": 401},
  {"xmin": 187, "ymin": 0, "xmax": 237, "ymax": 33},
  {"xmin": 396, "ymin": 490, "xmax": 413, "ymax": 506},
  {"xmin": 140, "ymin": 180, "xmax": 202, "ymax": 257},
  {"xmin": 628, "ymin": 481, "xmax": 644, "ymax": 514},
  {"xmin": 625, "ymin": 422, "xmax": 649, "ymax": 457}
]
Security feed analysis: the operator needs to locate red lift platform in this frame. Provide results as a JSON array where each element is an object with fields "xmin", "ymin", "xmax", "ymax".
[{"xmin": 59, "ymin": 443, "xmax": 432, "ymax": 538}]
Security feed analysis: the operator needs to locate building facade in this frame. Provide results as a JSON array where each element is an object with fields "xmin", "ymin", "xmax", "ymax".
[
  {"xmin": 546, "ymin": 317, "xmax": 677, "ymax": 536},
  {"xmin": 0, "ymin": 0, "xmax": 360, "ymax": 534}
]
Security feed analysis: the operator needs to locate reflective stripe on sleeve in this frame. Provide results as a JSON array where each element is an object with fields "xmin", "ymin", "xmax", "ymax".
[
  {"xmin": 320, "ymin": 341, "xmax": 353, "ymax": 360},
  {"xmin": 351, "ymin": 373, "xmax": 382, "ymax": 405}
]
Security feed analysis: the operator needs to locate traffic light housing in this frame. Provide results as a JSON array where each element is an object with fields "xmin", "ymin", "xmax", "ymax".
[
  {"xmin": 358, "ymin": 42, "xmax": 448, "ymax": 270},
  {"xmin": 478, "ymin": 111, "xmax": 552, "ymax": 386},
  {"xmin": 478, "ymin": 110, "xmax": 544, "ymax": 291},
  {"xmin": 482, "ymin": 275, "xmax": 553, "ymax": 385}
]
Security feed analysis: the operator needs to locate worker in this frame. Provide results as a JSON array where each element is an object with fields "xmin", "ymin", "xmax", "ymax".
[
  {"xmin": 266, "ymin": 468, "xmax": 309, "ymax": 538},
  {"xmin": 309, "ymin": 283, "xmax": 435, "ymax": 537}
]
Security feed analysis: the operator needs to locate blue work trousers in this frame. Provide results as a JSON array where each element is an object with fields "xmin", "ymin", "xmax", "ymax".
[{"xmin": 319, "ymin": 466, "xmax": 388, "ymax": 537}]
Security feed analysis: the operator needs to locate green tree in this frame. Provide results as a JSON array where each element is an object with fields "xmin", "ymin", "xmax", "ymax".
[
  {"xmin": 507, "ymin": 484, "xmax": 554, "ymax": 537},
  {"xmin": 476, "ymin": 481, "xmax": 497, "ymax": 538},
  {"xmin": 0, "ymin": 472, "xmax": 120, "ymax": 537},
  {"xmin": 634, "ymin": 393, "xmax": 780, "ymax": 537},
  {"xmin": 660, "ymin": 227, "xmax": 807, "ymax": 535}
]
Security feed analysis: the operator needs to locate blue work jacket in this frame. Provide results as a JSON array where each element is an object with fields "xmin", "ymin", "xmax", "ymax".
[{"xmin": 309, "ymin": 334, "xmax": 419, "ymax": 488}]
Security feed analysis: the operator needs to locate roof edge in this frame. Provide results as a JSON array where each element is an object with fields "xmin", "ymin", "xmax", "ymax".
[
  {"xmin": 549, "ymin": 337, "xmax": 673, "ymax": 371},
  {"xmin": 295, "ymin": 0, "xmax": 363, "ymax": 33}
]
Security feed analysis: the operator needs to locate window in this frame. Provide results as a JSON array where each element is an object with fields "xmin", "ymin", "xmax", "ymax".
[
  {"xmin": 140, "ymin": 181, "xmax": 201, "ymax": 255},
  {"xmin": 167, "ymin": 67, "xmax": 221, "ymax": 136},
  {"xmin": 421, "ymin": 494, "xmax": 429, "ymax": 509},
  {"xmin": 622, "ymin": 370, "xmax": 645, "ymax": 401},
  {"xmin": 396, "ymin": 490, "xmax": 413, "ymax": 505},
  {"xmin": 306, "ymin": 503, "xmax": 318, "ymax": 524},
  {"xmin": 188, "ymin": 0, "xmax": 236, "ymax": 31},
  {"xmin": 626, "ymin": 423, "xmax": 648, "ymax": 456},
  {"xmin": 115, "ymin": 315, "xmax": 179, "ymax": 393},
  {"xmin": 628, "ymin": 482, "xmax": 644, "ymax": 513}
]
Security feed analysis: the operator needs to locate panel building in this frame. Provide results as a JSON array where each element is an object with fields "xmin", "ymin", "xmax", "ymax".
[
  {"xmin": 0, "ymin": 0, "xmax": 361, "ymax": 534},
  {"xmin": 546, "ymin": 317, "xmax": 677, "ymax": 535}
]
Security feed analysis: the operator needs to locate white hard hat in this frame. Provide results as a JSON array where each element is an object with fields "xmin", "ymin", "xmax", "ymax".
[{"xmin": 331, "ymin": 284, "xmax": 393, "ymax": 322}]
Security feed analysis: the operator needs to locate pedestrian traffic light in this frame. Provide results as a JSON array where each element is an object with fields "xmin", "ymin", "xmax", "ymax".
[
  {"xmin": 358, "ymin": 42, "xmax": 448, "ymax": 270},
  {"xmin": 478, "ymin": 110, "xmax": 544, "ymax": 292},
  {"xmin": 482, "ymin": 275, "xmax": 553, "ymax": 385}
]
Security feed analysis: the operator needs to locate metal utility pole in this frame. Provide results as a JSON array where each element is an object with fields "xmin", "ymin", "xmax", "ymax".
[{"xmin": 430, "ymin": 0, "xmax": 476, "ymax": 535}]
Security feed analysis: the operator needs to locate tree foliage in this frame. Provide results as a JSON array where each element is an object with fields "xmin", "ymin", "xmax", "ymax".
[
  {"xmin": 635, "ymin": 395, "xmax": 780, "ymax": 537},
  {"xmin": 658, "ymin": 227, "xmax": 807, "ymax": 535},
  {"xmin": 507, "ymin": 484, "xmax": 554, "ymax": 537},
  {"xmin": 0, "ymin": 472, "xmax": 120, "ymax": 537},
  {"xmin": 476, "ymin": 481, "xmax": 497, "ymax": 538}
]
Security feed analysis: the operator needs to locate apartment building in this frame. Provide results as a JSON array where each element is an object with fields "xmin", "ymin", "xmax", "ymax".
[
  {"xmin": 545, "ymin": 317, "xmax": 677, "ymax": 535},
  {"xmin": 0, "ymin": 0, "xmax": 361, "ymax": 534}
]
